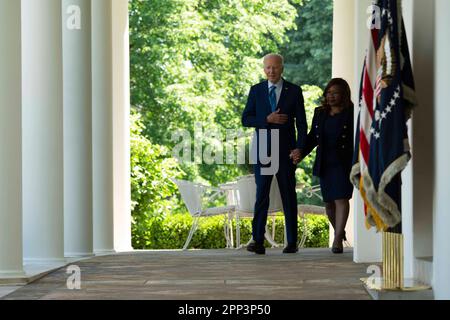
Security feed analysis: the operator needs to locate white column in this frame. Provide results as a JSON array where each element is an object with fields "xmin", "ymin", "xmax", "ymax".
[
  {"xmin": 0, "ymin": 0, "xmax": 25, "ymax": 278},
  {"xmin": 400, "ymin": 0, "xmax": 436, "ymax": 286},
  {"xmin": 22, "ymin": 0, "xmax": 65, "ymax": 264},
  {"xmin": 410, "ymin": 0, "xmax": 435, "ymax": 261},
  {"xmin": 352, "ymin": 0, "xmax": 382, "ymax": 263},
  {"xmin": 92, "ymin": 0, "xmax": 115, "ymax": 254},
  {"xmin": 401, "ymin": 0, "xmax": 414, "ymax": 280},
  {"xmin": 331, "ymin": 0, "xmax": 356, "ymax": 248},
  {"xmin": 332, "ymin": 0, "xmax": 356, "ymax": 85},
  {"xmin": 332, "ymin": 0, "xmax": 381, "ymax": 262},
  {"xmin": 433, "ymin": 0, "xmax": 450, "ymax": 300},
  {"xmin": 397, "ymin": 0, "xmax": 435, "ymax": 282},
  {"xmin": 62, "ymin": 0, "xmax": 94, "ymax": 257},
  {"xmin": 111, "ymin": 0, "xmax": 132, "ymax": 251}
]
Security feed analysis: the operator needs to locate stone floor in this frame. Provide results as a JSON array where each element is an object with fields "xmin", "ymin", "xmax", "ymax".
[{"xmin": 1, "ymin": 248, "xmax": 372, "ymax": 300}]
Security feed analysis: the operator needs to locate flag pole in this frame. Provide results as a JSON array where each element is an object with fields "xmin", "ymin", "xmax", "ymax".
[{"xmin": 357, "ymin": 0, "xmax": 430, "ymax": 295}]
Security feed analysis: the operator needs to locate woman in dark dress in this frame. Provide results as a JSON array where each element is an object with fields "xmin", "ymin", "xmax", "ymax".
[{"xmin": 301, "ymin": 78, "xmax": 354, "ymax": 254}]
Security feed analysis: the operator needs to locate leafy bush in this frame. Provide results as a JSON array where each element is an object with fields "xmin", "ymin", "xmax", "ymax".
[
  {"xmin": 301, "ymin": 214, "xmax": 330, "ymax": 248},
  {"xmin": 266, "ymin": 214, "xmax": 329, "ymax": 248},
  {"xmin": 130, "ymin": 113, "xmax": 185, "ymax": 248},
  {"xmin": 132, "ymin": 213, "xmax": 329, "ymax": 249}
]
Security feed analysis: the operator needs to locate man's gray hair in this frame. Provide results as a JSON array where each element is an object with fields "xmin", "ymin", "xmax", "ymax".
[{"xmin": 263, "ymin": 53, "xmax": 284, "ymax": 66}]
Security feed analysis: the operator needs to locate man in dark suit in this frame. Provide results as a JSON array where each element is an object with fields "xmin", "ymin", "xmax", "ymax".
[{"xmin": 242, "ymin": 54, "xmax": 307, "ymax": 255}]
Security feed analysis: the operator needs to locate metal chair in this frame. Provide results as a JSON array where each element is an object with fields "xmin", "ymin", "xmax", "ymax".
[
  {"xmin": 171, "ymin": 178, "xmax": 235, "ymax": 250},
  {"xmin": 233, "ymin": 174, "xmax": 286, "ymax": 249},
  {"xmin": 296, "ymin": 184, "xmax": 326, "ymax": 248}
]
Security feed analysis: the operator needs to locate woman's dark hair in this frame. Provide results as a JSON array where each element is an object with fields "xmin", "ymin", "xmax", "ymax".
[{"xmin": 321, "ymin": 78, "xmax": 354, "ymax": 112}]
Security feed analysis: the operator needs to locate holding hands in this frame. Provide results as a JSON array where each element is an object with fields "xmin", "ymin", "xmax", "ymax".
[
  {"xmin": 266, "ymin": 110, "xmax": 302, "ymax": 165},
  {"xmin": 265, "ymin": 109, "xmax": 302, "ymax": 165},
  {"xmin": 290, "ymin": 149, "xmax": 302, "ymax": 165}
]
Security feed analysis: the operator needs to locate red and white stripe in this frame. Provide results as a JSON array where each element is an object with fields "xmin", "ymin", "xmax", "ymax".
[
  {"xmin": 359, "ymin": 29, "xmax": 378, "ymax": 175},
  {"xmin": 358, "ymin": 28, "xmax": 378, "ymax": 217}
]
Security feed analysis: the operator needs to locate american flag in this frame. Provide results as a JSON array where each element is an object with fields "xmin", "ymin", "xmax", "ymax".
[{"xmin": 350, "ymin": 0, "xmax": 416, "ymax": 231}]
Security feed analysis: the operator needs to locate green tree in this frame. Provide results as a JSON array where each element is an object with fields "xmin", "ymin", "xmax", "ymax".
[
  {"xmin": 281, "ymin": 0, "xmax": 333, "ymax": 88},
  {"xmin": 129, "ymin": 1, "xmax": 332, "ymax": 246},
  {"xmin": 130, "ymin": 112, "xmax": 184, "ymax": 248},
  {"xmin": 129, "ymin": 0, "xmax": 302, "ymax": 186}
]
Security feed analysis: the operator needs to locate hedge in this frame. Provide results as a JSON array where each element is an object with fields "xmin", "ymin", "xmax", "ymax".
[{"xmin": 132, "ymin": 213, "xmax": 329, "ymax": 249}]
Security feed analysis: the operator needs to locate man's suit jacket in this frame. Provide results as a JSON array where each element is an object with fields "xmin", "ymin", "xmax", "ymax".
[
  {"xmin": 241, "ymin": 80, "xmax": 307, "ymax": 162},
  {"xmin": 303, "ymin": 106, "xmax": 354, "ymax": 177}
]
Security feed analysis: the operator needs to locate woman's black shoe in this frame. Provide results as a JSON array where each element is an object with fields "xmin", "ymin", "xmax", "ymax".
[
  {"xmin": 332, "ymin": 237, "xmax": 344, "ymax": 254},
  {"xmin": 331, "ymin": 246, "xmax": 343, "ymax": 254}
]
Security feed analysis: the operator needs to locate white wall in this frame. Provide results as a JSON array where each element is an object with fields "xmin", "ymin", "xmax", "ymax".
[
  {"xmin": 352, "ymin": 0, "xmax": 382, "ymax": 263},
  {"xmin": 331, "ymin": 0, "xmax": 383, "ymax": 263},
  {"xmin": 401, "ymin": 0, "xmax": 415, "ymax": 281},
  {"xmin": 401, "ymin": 0, "xmax": 436, "ymax": 286},
  {"xmin": 410, "ymin": 0, "xmax": 435, "ymax": 261},
  {"xmin": 433, "ymin": 0, "xmax": 450, "ymax": 300}
]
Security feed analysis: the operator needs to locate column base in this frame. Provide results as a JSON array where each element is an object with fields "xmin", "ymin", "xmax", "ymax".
[
  {"xmin": 23, "ymin": 258, "xmax": 68, "ymax": 277},
  {"xmin": 94, "ymin": 249, "xmax": 116, "ymax": 256},
  {"xmin": 361, "ymin": 277, "xmax": 433, "ymax": 300},
  {"xmin": 0, "ymin": 270, "xmax": 27, "ymax": 281},
  {"xmin": 23, "ymin": 258, "xmax": 66, "ymax": 265},
  {"xmin": 1, "ymin": 264, "xmax": 62, "ymax": 286},
  {"xmin": 113, "ymin": 246, "xmax": 134, "ymax": 253},
  {"xmin": 64, "ymin": 252, "xmax": 95, "ymax": 258},
  {"xmin": 23, "ymin": 257, "xmax": 67, "ymax": 265}
]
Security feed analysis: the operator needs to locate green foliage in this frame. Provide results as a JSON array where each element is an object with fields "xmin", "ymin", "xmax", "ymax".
[
  {"xmin": 129, "ymin": 0, "xmax": 302, "ymax": 186},
  {"xmin": 135, "ymin": 214, "xmax": 229, "ymax": 249},
  {"xmin": 302, "ymin": 214, "xmax": 330, "ymax": 247},
  {"xmin": 129, "ymin": 1, "xmax": 333, "ymax": 247},
  {"xmin": 130, "ymin": 112, "xmax": 185, "ymax": 248},
  {"xmin": 266, "ymin": 215, "xmax": 328, "ymax": 248},
  {"xmin": 133, "ymin": 213, "xmax": 329, "ymax": 249},
  {"xmin": 281, "ymin": 0, "xmax": 333, "ymax": 88}
]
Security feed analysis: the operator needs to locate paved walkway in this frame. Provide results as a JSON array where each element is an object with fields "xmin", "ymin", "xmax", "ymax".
[{"xmin": 1, "ymin": 248, "xmax": 371, "ymax": 300}]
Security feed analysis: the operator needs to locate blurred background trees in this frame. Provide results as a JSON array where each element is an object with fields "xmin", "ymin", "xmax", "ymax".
[{"xmin": 129, "ymin": 0, "xmax": 333, "ymax": 248}]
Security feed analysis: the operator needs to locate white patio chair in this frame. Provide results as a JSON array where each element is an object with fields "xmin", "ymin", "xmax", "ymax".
[
  {"xmin": 296, "ymin": 184, "xmax": 324, "ymax": 248},
  {"xmin": 171, "ymin": 178, "xmax": 235, "ymax": 250},
  {"xmin": 233, "ymin": 174, "xmax": 286, "ymax": 249}
]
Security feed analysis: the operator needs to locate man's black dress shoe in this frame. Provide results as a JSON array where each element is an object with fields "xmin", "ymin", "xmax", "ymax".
[
  {"xmin": 282, "ymin": 244, "xmax": 298, "ymax": 254},
  {"xmin": 247, "ymin": 242, "xmax": 265, "ymax": 255}
]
